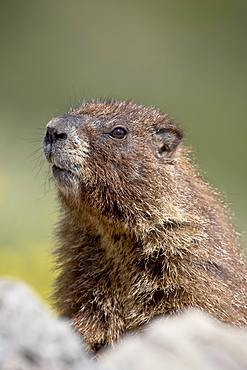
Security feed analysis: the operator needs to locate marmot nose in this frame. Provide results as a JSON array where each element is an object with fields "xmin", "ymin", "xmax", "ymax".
[{"xmin": 45, "ymin": 126, "xmax": 68, "ymax": 145}]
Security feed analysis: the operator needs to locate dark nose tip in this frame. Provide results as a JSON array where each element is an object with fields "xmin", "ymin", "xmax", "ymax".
[{"xmin": 45, "ymin": 126, "xmax": 68, "ymax": 145}]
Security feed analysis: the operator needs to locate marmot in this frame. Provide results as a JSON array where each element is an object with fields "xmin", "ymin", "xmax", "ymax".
[{"xmin": 43, "ymin": 100, "xmax": 247, "ymax": 352}]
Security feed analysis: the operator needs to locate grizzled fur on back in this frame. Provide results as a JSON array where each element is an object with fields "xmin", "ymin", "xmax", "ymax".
[{"xmin": 43, "ymin": 100, "xmax": 247, "ymax": 352}]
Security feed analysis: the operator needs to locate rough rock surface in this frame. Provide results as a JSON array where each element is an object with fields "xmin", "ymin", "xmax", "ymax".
[
  {"xmin": 101, "ymin": 309, "xmax": 247, "ymax": 370},
  {"xmin": 0, "ymin": 278, "xmax": 246, "ymax": 370},
  {"xmin": 0, "ymin": 278, "xmax": 94, "ymax": 370}
]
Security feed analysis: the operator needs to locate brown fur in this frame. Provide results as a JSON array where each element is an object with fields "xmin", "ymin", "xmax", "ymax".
[{"xmin": 43, "ymin": 100, "xmax": 247, "ymax": 352}]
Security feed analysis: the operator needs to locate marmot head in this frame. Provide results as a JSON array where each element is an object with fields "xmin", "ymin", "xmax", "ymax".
[{"xmin": 43, "ymin": 100, "xmax": 183, "ymax": 221}]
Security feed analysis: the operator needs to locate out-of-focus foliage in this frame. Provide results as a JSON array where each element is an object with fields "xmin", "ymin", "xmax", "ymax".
[{"xmin": 0, "ymin": 0, "xmax": 246, "ymax": 304}]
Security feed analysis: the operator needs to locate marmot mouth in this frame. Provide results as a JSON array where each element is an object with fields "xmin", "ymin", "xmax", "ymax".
[
  {"xmin": 53, "ymin": 164, "xmax": 64, "ymax": 171},
  {"xmin": 52, "ymin": 164, "xmax": 73, "ymax": 175}
]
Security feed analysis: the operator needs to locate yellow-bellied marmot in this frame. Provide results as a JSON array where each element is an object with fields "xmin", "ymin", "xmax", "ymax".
[{"xmin": 43, "ymin": 100, "xmax": 247, "ymax": 352}]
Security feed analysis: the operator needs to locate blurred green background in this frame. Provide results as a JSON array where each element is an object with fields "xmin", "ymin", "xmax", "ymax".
[{"xmin": 0, "ymin": 0, "xmax": 246, "ymax": 304}]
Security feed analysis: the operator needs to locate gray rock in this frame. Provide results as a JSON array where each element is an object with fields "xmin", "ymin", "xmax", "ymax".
[
  {"xmin": 0, "ymin": 278, "xmax": 95, "ymax": 370},
  {"xmin": 100, "ymin": 309, "xmax": 247, "ymax": 370}
]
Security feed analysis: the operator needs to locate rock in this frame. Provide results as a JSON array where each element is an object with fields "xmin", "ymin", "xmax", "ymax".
[
  {"xmin": 0, "ymin": 278, "xmax": 95, "ymax": 370},
  {"xmin": 100, "ymin": 309, "xmax": 247, "ymax": 370}
]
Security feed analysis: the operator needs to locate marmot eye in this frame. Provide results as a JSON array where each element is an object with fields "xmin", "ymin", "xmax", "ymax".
[{"xmin": 109, "ymin": 127, "xmax": 127, "ymax": 140}]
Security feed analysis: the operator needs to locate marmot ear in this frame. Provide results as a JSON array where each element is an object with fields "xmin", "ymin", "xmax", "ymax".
[{"xmin": 153, "ymin": 124, "xmax": 183, "ymax": 158}]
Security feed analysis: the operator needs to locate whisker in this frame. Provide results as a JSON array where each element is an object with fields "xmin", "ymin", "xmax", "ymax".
[
  {"xmin": 34, "ymin": 158, "xmax": 46, "ymax": 180},
  {"xmin": 30, "ymin": 147, "xmax": 43, "ymax": 158}
]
